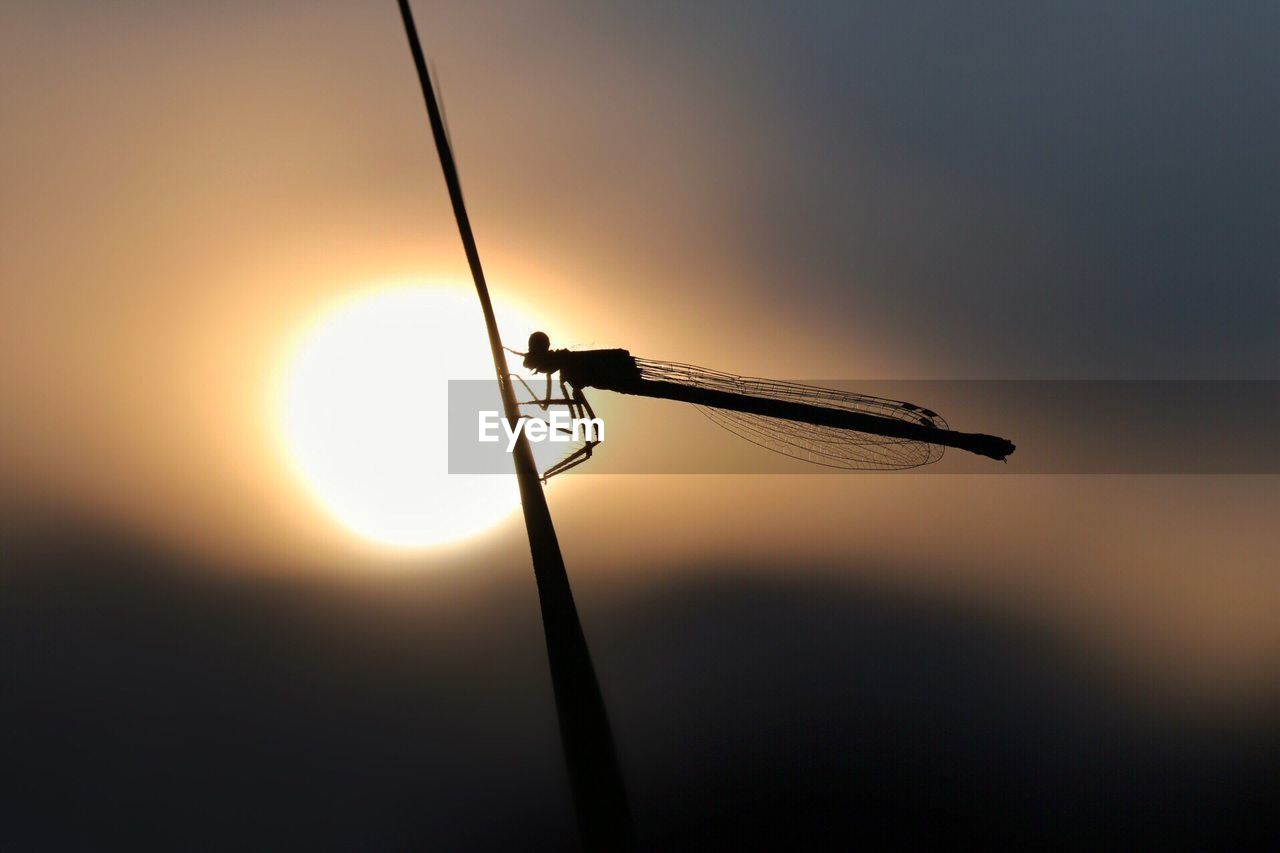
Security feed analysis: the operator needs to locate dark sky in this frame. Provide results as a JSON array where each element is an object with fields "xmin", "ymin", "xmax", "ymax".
[{"xmin": 578, "ymin": 1, "xmax": 1280, "ymax": 378}]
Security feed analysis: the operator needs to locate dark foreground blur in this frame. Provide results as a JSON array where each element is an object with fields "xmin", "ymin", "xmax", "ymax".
[{"xmin": 3, "ymin": 516, "xmax": 1276, "ymax": 851}]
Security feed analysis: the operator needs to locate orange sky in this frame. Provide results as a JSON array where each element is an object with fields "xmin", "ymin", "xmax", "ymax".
[{"xmin": 2, "ymin": 2, "xmax": 1275, "ymax": 706}]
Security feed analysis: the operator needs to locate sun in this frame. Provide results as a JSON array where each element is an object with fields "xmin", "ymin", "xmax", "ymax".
[{"xmin": 275, "ymin": 282, "xmax": 540, "ymax": 548}]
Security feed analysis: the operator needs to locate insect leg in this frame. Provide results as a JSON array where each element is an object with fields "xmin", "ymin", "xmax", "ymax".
[
  {"xmin": 573, "ymin": 386, "xmax": 598, "ymax": 421},
  {"xmin": 544, "ymin": 378, "xmax": 580, "ymax": 438},
  {"xmin": 541, "ymin": 385, "xmax": 602, "ymax": 482},
  {"xmin": 540, "ymin": 444, "xmax": 595, "ymax": 482},
  {"xmin": 513, "ymin": 374, "xmax": 574, "ymax": 409}
]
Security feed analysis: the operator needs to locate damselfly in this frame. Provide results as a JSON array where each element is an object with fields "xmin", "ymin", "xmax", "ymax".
[{"xmin": 509, "ymin": 332, "xmax": 1015, "ymax": 481}]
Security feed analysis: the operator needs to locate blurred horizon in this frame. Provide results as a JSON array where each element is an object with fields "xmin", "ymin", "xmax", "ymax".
[
  {"xmin": 1, "ymin": 1, "xmax": 1276, "ymax": 846},
  {"xmin": 4, "ymin": 508, "xmax": 1277, "ymax": 848}
]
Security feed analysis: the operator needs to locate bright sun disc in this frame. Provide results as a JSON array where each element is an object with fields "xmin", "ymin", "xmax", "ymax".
[{"xmin": 276, "ymin": 283, "xmax": 534, "ymax": 548}]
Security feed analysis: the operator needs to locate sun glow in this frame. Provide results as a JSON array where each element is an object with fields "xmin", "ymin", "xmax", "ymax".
[{"xmin": 275, "ymin": 282, "xmax": 541, "ymax": 548}]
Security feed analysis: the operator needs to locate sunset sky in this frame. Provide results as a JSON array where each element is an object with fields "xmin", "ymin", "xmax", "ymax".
[{"xmin": 2, "ymin": 2, "xmax": 1276, "ymax": 847}]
